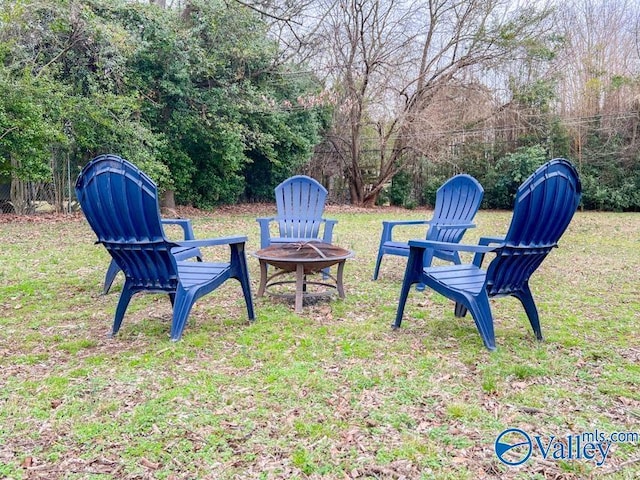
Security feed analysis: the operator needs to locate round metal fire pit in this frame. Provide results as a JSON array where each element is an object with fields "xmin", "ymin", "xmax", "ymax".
[{"xmin": 253, "ymin": 241, "xmax": 354, "ymax": 313}]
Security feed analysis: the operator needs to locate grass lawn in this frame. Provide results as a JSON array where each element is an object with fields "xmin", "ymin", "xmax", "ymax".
[{"xmin": 0, "ymin": 205, "xmax": 638, "ymax": 479}]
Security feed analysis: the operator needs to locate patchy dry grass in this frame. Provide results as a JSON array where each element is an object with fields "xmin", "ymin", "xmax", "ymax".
[{"xmin": 0, "ymin": 206, "xmax": 638, "ymax": 479}]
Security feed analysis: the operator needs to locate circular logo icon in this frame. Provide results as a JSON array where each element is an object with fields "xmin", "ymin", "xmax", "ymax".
[{"xmin": 495, "ymin": 428, "xmax": 533, "ymax": 466}]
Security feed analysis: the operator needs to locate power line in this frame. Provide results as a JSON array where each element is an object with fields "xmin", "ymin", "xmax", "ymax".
[{"xmin": 314, "ymin": 111, "xmax": 640, "ymax": 143}]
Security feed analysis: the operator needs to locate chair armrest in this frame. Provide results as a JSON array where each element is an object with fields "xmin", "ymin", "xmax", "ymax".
[
  {"xmin": 257, "ymin": 217, "xmax": 276, "ymax": 249},
  {"xmin": 161, "ymin": 218, "xmax": 196, "ymax": 240},
  {"xmin": 429, "ymin": 221, "xmax": 476, "ymax": 230},
  {"xmin": 176, "ymin": 236, "xmax": 248, "ymax": 248},
  {"xmin": 478, "ymin": 236, "xmax": 505, "ymax": 246},
  {"xmin": 322, "ymin": 218, "xmax": 338, "ymax": 243},
  {"xmin": 474, "ymin": 236, "xmax": 506, "ymax": 267},
  {"xmin": 382, "ymin": 220, "xmax": 430, "ymax": 227},
  {"xmin": 469, "ymin": 242, "xmax": 555, "ymax": 269},
  {"xmin": 380, "ymin": 220, "xmax": 429, "ymax": 243},
  {"xmin": 408, "ymin": 239, "xmax": 498, "ymax": 254}
]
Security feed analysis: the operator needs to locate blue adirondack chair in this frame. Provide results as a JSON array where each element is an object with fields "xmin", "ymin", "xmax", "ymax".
[
  {"xmin": 75, "ymin": 154, "xmax": 255, "ymax": 341},
  {"xmin": 102, "ymin": 218, "xmax": 203, "ymax": 294},
  {"xmin": 257, "ymin": 175, "xmax": 337, "ymax": 249},
  {"xmin": 394, "ymin": 159, "xmax": 582, "ymax": 350},
  {"xmin": 373, "ymin": 174, "xmax": 484, "ymax": 280}
]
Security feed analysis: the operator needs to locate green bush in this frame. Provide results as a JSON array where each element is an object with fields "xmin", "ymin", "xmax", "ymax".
[
  {"xmin": 483, "ymin": 146, "xmax": 548, "ymax": 209},
  {"xmin": 422, "ymin": 175, "xmax": 447, "ymax": 208},
  {"xmin": 389, "ymin": 170, "xmax": 411, "ymax": 207},
  {"xmin": 581, "ymin": 172, "xmax": 640, "ymax": 211}
]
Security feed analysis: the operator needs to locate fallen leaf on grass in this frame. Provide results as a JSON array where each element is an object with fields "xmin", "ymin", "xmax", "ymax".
[{"xmin": 140, "ymin": 457, "xmax": 160, "ymax": 470}]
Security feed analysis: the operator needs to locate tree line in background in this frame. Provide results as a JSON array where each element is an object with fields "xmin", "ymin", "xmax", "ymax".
[
  {"xmin": 1, "ymin": 0, "xmax": 639, "ymax": 212},
  {"xmin": 0, "ymin": 0, "xmax": 330, "ymax": 213},
  {"xmin": 304, "ymin": 0, "xmax": 640, "ymax": 211}
]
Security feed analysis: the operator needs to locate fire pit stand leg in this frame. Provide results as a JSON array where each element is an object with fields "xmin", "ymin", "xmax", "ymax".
[
  {"xmin": 257, "ymin": 260, "xmax": 268, "ymax": 297},
  {"xmin": 336, "ymin": 260, "xmax": 346, "ymax": 298},
  {"xmin": 295, "ymin": 263, "xmax": 305, "ymax": 313}
]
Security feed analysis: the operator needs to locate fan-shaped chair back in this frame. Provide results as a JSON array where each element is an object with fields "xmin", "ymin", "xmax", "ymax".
[
  {"xmin": 275, "ymin": 175, "xmax": 328, "ymax": 239},
  {"xmin": 75, "ymin": 154, "xmax": 179, "ymax": 291},
  {"xmin": 485, "ymin": 159, "xmax": 582, "ymax": 297},
  {"xmin": 429, "ymin": 174, "xmax": 484, "ymax": 244},
  {"xmin": 372, "ymin": 174, "xmax": 483, "ymax": 280}
]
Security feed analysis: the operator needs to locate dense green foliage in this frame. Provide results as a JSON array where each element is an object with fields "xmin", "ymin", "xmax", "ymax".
[
  {"xmin": 0, "ymin": 0, "xmax": 328, "ymax": 207},
  {"xmin": 577, "ymin": 126, "xmax": 640, "ymax": 211},
  {"xmin": 388, "ymin": 136, "xmax": 640, "ymax": 211},
  {"xmin": 397, "ymin": 142, "xmax": 640, "ymax": 212},
  {"xmin": 481, "ymin": 146, "xmax": 549, "ymax": 209},
  {"xmin": 387, "ymin": 169, "xmax": 412, "ymax": 208}
]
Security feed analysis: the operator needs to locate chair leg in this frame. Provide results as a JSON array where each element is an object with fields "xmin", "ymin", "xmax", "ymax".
[
  {"xmin": 238, "ymin": 270, "xmax": 255, "ymax": 322},
  {"xmin": 111, "ymin": 284, "xmax": 134, "ymax": 337},
  {"xmin": 321, "ymin": 266, "xmax": 331, "ymax": 280},
  {"xmin": 373, "ymin": 251, "xmax": 384, "ymax": 280},
  {"xmin": 454, "ymin": 302, "xmax": 468, "ymax": 318},
  {"xmin": 514, "ymin": 286, "xmax": 543, "ymax": 341},
  {"xmin": 103, "ymin": 259, "xmax": 121, "ymax": 295},
  {"xmin": 393, "ymin": 249, "xmax": 423, "ymax": 329},
  {"xmin": 170, "ymin": 288, "xmax": 196, "ymax": 341},
  {"xmin": 230, "ymin": 243, "xmax": 255, "ymax": 321},
  {"xmin": 393, "ymin": 277, "xmax": 413, "ymax": 329},
  {"xmin": 465, "ymin": 293, "xmax": 496, "ymax": 351}
]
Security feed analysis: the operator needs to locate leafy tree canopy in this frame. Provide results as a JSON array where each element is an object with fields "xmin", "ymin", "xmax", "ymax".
[{"xmin": 0, "ymin": 0, "xmax": 328, "ymax": 206}]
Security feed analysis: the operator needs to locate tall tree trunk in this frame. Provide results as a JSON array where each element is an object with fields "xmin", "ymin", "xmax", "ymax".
[{"xmin": 160, "ymin": 189, "xmax": 177, "ymax": 216}]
